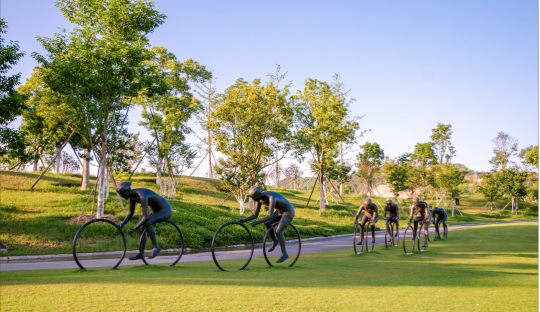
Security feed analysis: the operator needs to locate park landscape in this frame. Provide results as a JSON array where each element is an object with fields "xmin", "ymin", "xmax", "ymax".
[{"xmin": 1, "ymin": 0, "xmax": 538, "ymax": 311}]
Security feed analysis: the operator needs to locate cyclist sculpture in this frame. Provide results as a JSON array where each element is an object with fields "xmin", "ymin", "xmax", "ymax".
[
  {"xmin": 383, "ymin": 199, "xmax": 400, "ymax": 242},
  {"xmin": 408, "ymin": 197, "xmax": 430, "ymax": 248},
  {"xmin": 354, "ymin": 198, "xmax": 379, "ymax": 246},
  {"xmin": 116, "ymin": 182, "xmax": 173, "ymax": 260},
  {"xmin": 431, "ymin": 206, "xmax": 448, "ymax": 240},
  {"xmin": 238, "ymin": 186, "xmax": 295, "ymax": 263}
]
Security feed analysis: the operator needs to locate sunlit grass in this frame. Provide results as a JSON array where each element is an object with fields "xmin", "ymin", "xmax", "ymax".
[{"xmin": 0, "ymin": 223, "xmax": 537, "ymax": 311}]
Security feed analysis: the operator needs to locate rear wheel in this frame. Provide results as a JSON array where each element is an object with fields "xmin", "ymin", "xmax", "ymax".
[
  {"xmin": 262, "ymin": 223, "xmax": 301, "ymax": 267},
  {"xmin": 139, "ymin": 220, "xmax": 184, "ymax": 266}
]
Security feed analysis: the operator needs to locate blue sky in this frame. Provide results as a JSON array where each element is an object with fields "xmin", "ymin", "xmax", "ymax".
[{"xmin": 3, "ymin": 0, "xmax": 538, "ymax": 175}]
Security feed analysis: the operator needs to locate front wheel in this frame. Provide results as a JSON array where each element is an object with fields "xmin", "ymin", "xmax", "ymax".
[{"xmin": 211, "ymin": 221, "xmax": 254, "ymax": 272}]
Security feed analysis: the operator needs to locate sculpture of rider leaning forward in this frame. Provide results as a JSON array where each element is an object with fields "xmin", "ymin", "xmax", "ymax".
[
  {"xmin": 408, "ymin": 197, "xmax": 431, "ymax": 248},
  {"xmin": 238, "ymin": 186, "xmax": 295, "ymax": 263},
  {"xmin": 354, "ymin": 198, "xmax": 379, "ymax": 246},
  {"xmin": 383, "ymin": 199, "xmax": 400, "ymax": 242},
  {"xmin": 116, "ymin": 182, "xmax": 173, "ymax": 260}
]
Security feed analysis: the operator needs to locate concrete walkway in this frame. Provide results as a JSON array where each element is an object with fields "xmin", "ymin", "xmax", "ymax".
[{"xmin": 1, "ymin": 221, "xmax": 536, "ymax": 271}]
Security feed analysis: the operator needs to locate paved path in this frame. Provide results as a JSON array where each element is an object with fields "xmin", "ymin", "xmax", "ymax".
[{"xmin": 1, "ymin": 221, "xmax": 536, "ymax": 271}]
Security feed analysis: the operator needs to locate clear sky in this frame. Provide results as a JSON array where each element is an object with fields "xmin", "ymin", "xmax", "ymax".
[{"xmin": 3, "ymin": 0, "xmax": 538, "ymax": 176}]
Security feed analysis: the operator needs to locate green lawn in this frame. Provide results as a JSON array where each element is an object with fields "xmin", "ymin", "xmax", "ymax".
[
  {"xmin": 0, "ymin": 223, "xmax": 537, "ymax": 311},
  {"xmin": 0, "ymin": 170, "xmax": 537, "ymax": 256}
]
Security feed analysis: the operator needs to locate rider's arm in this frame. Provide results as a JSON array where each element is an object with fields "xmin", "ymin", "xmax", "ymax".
[
  {"xmin": 382, "ymin": 205, "xmax": 387, "ymax": 219},
  {"xmin": 238, "ymin": 198, "xmax": 260, "ymax": 223},
  {"xmin": 372, "ymin": 206, "xmax": 379, "ymax": 222},
  {"xmin": 431, "ymin": 209, "xmax": 436, "ymax": 223},
  {"xmin": 354, "ymin": 206, "xmax": 364, "ymax": 224},
  {"xmin": 422, "ymin": 204, "xmax": 430, "ymax": 223},
  {"xmin": 120, "ymin": 198, "xmax": 136, "ymax": 228},
  {"xmin": 253, "ymin": 196, "xmax": 275, "ymax": 225},
  {"xmin": 131, "ymin": 197, "xmax": 149, "ymax": 231},
  {"xmin": 408, "ymin": 205, "xmax": 414, "ymax": 224}
]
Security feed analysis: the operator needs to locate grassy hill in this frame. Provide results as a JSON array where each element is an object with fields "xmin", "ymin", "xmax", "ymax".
[{"xmin": 0, "ymin": 170, "xmax": 537, "ymax": 256}]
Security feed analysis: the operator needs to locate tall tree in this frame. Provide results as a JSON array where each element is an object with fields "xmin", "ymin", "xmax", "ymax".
[
  {"xmin": 489, "ymin": 132, "xmax": 518, "ymax": 170},
  {"xmin": 194, "ymin": 75, "xmax": 219, "ymax": 179},
  {"xmin": 520, "ymin": 145, "xmax": 538, "ymax": 170},
  {"xmin": 434, "ymin": 163, "xmax": 465, "ymax": 216},
  {"xmin": 34, "ymin": 0, "xmax": 166, "ymax": 218},
  {"xmin": 477, "ymin": 173, "xmax": 501, "ymax": 216},
  {"xmin": 331, "ymin": 73, "xmax": 359, "ymax": 196},
  {"xmin": 430, "ymin": 123, "xmax": 455, "ymax": 163},
  {"xmin": 497, "ymin": 168, "xmax": 527, "ymax": 214},
  {"xmin": 0, "ymin": 18, "xmax": 29, "ymax": 166},
  {"xmin": 355, "ymin": 142, "xmax": 384, "ymax": 197},
  {"xmin": 210, "ymin": 78, "xmax": 293, "ymax": 214},
  {"xmin": 137, "ymin": 46, "xmax": 210, "ymax": 197},
  {"xmin": 383, "ymin": 156, "xmax": 410, "ymax": 203},
  {"xmin": 293, "ymin": 79, "xmax": 359, "ymax": 215}
]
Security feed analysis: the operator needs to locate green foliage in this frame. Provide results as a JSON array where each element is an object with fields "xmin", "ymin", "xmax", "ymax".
[
  {"xmin": 210, "ymin": 77, "xmax": 293, "ymax": 207},
  {"xmin": 430, "ymin": 123, "xmax": 455, "ymax": 163},
  {"xmin": 0, "ymin": 18, "xmax": 29, "ymax": 165},
  {"xmin": 477, "ymin": 173, "xmax": 500, "ymax": 203},
  {"xmin": 489, "ymin": 132, "xmax": 518, "ymax": 170},
  {"xmin": 383, "ymin": 157, "xmax": 410, "ymax": 198},
  {"xmin": 497, "ymin": 168, "xmax": 528, "ymax": 199},
  {"xmin": 411, "ymin": 142, "xmax": 438, "ymax": 166},
  {"xmin": 434, "ymin": 163, "xmax": 465, "ymax": 197},
  {"xmin": 522, "ymin": 145, "xmax": 538, "ymax": 169},
  {"xmin": 355, "ymin": 142, "xmax": 384, "ymax": 194}
]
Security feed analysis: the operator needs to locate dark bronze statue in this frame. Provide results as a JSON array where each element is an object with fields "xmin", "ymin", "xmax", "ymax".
[
  {"xmin": 408, "ymin": 197, "xmax": 430, "ymax": 247},
  {"xmin": 354, "ymin": 198, "xmax": 379, "ymax": 245},
  {"xmin": 383, "ymin": 199, "xmax": 400, "ymax": 241},
  {"xmin": 431, "ymin": 206, "xmax": 448, "ymax": 239},
  {"xmin": 238, "ymin": 186, "xmax": 295, "ymax": 263},
  {"xmin": 116, "ymin": 182, "xmax": 173, "ymax": 260}
]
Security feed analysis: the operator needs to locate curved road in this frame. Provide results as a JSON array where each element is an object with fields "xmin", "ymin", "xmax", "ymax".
[{"xmin": 1, "ymin": 221, "xmax": 536, "ymax": 271}]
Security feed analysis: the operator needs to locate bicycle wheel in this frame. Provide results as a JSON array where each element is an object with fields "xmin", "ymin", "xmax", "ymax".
[
  {"xmin": 385, "ymin": 222, "xmax": 394, "ymax": 249},
  {"xmin": 72, "ymin": 218, "xmax": 126, "ymax": 270},
  {"xmin": 402, "ymin": 225, "xmax": 416, "ymax": 255},
  {"xmin": 353, "ymin": 223, "xmax": 361, "ymax": 255},
  {"xmin": 262, "ymin": 223, "xmax": 301, "ymax": 267},
  {"xmin": 361, "ymin": 223, "xmax": 374, "ymax": 253},
  {"xmin": 211, "ymin": 221, "xmax": 254, "ymax": 272},
  {"xmin": 416, "ymin": 223, "xmax": 428, "ymax": 252},
  {"xmin": 139, "ymin": 220, "xmax": 184, "ymax": 266}
]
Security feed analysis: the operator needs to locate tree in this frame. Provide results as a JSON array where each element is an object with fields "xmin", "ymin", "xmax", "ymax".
[
  {"xmin": 59, "ymin": 151, "xmax": 80, "ymax": 173},
  {"xmin": 331, "ymin": 73, "xmax": 360, "ymax": 196},
  {"xmin": 489, "ymin": 132, "xmax": 518, "ymax": 170},
  {"xmin": 430, "ymin": 123, "xmax": 455, "ymax": 163},
  {"xmin": 34, "ymin": 0, "xmax": 166, "ymax": 218},
  {"xmin": 355, "ymin": 142, "xmax": 384, "ymax": 197},
  {"xmin": 520, "ymin": 145, "xmax": 538, "ymax": 170},
  {"xmin": 293, "ymin": 79, "xmax": 359, "ymax": 215},
  {"xmin": 497, "ymin": 168, "xmax": 527, "ymax": 214},
  {"xmin": 433, "ymin": 163, "xmax": 465, "ymax": 216},
  {"xmin": 137, "ymin": 46, "xmax": 210, "ymax": 198},
  {"xmin": 477, "ymin": 173, "xmax": 501, "ymax": 216},
  {"xmin": 18, "ymin": 67, "xmax": 73, "ymax": 173},
  {"xmin": 194, "ymin": 75, "xmax": 219, "ymax": 179},
  {"xmin": 0, "ymin": 18, "xmax": 29, "ymax": 166},
  {"xmin": 383, "ymin": 156, "xmax": 410, "ymax": 203},
  {"xmin": 283, "ymin": 163, "xmax": 304, "ymax": 190},
  {"xmin": 410, "ymin": 142, "xmax": 438, "ymax": 166},
  {"xmin": 407, "ymin": 142, "xmax": 437, "ymax": 198},
  {"xmin": 210, "ymin": 78, "xmax": 294, "ymax": 214}
]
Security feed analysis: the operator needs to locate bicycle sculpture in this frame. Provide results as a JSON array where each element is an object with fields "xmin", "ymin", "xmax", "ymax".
[
  {"xmin": 353, "ymin": 198, "xmax": 378, "ymax": 254},
  {"xmin": 211, "ymin": 186, "xmax": 301, "ymax": 271},
  {"xmin": 403, "ymin": 197, "xmax": 430, "ymax": 254},
  {"xmin": 73, "ymin": 182, "xmax": 184, "ymax": 270},
  {"xmin": 431, "ymin": 207, "xmax": 448, "ymax": 240},
  {"xmin": 383, "ymin": 200, "xmax": 400, "ymax": 248}
]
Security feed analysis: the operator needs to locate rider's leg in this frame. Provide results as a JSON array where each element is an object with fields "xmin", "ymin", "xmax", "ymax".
[
  {"xmin": 275, "ymin": 211, "xmax": 294, "ymax": 263},
  {"xmin": 358, "ymin": 215, "xmax": 368, "ymax": 245},
  {"xmin": 264, "ymin": 213, "xmax": 281, "ymax": 252},
  {"xmin": 144, "ymin": 210, "xmax": 171, "ymax": 259},
  {"xmin": 413, "ymin": 216, "xmax": 422, "ymax": 240},
  {"xmin": 129, "ymin": 228, "xmax": 146, "ymax": 260},
  {"xmin": 386, "ymin": 218, "xmax": 392, "ymax": 242},
  {"xmin": 435, "ymin": 215, "xmax": 442, "ymax": 239},
  {"xmin": 370, "ymin": 216, "xmax": 377, "ymax": 243},
  {"xmin": 422, "ymin": 215, "xmax": 430, "ymax": 247},
  {"xmin": 395, "ymin": 220, "xmax": 399, "ymax": 237}
]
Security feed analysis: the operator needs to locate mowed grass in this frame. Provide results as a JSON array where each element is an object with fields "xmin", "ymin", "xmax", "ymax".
[
  {"xmin": 0, "ymin": 170, "xmax": 537, "ymax": 256},
  {"xmin": 0, "ymin": 223, "xmax": 537, "ymax": 311}
]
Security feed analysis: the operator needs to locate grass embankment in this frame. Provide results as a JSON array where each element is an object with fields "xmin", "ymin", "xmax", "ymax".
[
  {"xmin": 1, "ymin": 223, "xmax": 538, "ymax": 311},
  {"xmin": 0, "ymin": 170, "xmax": 537, "ymax": 256}
]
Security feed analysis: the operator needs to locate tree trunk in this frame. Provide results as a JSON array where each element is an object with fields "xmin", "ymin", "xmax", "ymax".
[
  {"xmin": 156, "ymin": 157, "xmax": 162, "ymax": 186},
  {"xmin": 319, "ymin": 153, "xmax": 326, "ymax": 215},
  {"xmin": 96, "ymin": 115, "xmax": 109, "ymax": 219},
  {"xmin": 339, "ymin": 142, "xmax": 343, "ymax": 196},
  {"xmin": 55, "ymin": 143, "xmax": 62, "ymax": 173},
  {"xmin": 275, "ymin": 141, "xmax": 279, "ymax": 188},
  {"xmin": 81, "ymin": 148, "xmax": 90, "ymax": 190},
  {"xmin": 33, "ymin": 158, "xmax": 39, "ymax": 172},
  {"xmin": 208, "ymin": 130, "xmax": 212, "ymax": 179}
]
